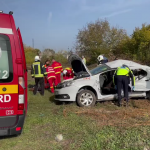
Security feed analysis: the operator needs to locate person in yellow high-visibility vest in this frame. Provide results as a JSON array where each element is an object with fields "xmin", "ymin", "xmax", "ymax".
[
  {"xmin": 82, "ymin": 56, "xmax": 86, "ymax": 65},
  {"xmin": 113, "ymin": 64, "xmax": 135, "ymax": 107}
]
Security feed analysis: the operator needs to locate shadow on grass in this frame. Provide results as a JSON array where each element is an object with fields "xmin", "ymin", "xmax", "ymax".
[
  {"xmin": 0, "ymin": 134, "xmax": 20, "ymax": 140},
  {"xmin": 49, "ymin": 95, "xmax": 74, "ymax": 105}
]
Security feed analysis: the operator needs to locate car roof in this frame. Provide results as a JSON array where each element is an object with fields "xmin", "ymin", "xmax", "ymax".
[{"xmin": 106, "ymin": 59, "xmax": 148, "ymax": 69}]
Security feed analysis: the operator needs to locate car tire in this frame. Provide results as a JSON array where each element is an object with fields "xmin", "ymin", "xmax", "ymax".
[
  {"xmin": 146, "ymin": 91, "xmax": 150, "ymax": 100},
  {"xmin": 77, "ymin": 90, "xmax": 96, "ymax": 107}
]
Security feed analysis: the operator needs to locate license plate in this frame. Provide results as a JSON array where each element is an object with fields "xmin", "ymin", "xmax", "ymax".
[{"xmin": 0, "ymin": 130, "xmax": 8, "ymax": 136}]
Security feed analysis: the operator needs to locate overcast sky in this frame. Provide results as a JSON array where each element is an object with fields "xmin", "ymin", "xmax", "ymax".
[{"xmin": 1, "ymin": 0, "xmax": 150, "ymax": 51}]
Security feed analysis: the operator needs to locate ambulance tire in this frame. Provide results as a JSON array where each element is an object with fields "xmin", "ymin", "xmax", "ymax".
[{"xmin": 76, "ymin": 90, "xmax": 96, "ymax": 107}]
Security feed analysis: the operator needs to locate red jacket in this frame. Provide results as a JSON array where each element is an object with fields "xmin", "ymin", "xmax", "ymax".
[
  {"xmin": 63, "ymin": 67, "xmax": 74, "ymax": 79},
  {"xmin": 46, "ymin": 65, "xmax": 56, "ymax": 79},
  {"xmin": 51, "ymin": 61, "xmax": 63, "ymax": 74}
]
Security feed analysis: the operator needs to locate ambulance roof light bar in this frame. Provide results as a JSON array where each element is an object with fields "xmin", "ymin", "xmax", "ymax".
[{"xmin": 0, "ymin": 11, "xmax": 3, "ymax": 13}]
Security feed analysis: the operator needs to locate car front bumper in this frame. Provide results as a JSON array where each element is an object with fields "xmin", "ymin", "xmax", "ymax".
[{"xmin": 54, "ymin": 86, "xmax": 78, "ymax": 102}]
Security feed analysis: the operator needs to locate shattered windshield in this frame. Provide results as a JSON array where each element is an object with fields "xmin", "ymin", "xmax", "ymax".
[{"xmin": 90, "ymin": 64, "xmax": 111, "ymax": 75}]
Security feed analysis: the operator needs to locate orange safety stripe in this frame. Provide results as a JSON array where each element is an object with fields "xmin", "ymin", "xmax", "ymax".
[
  {"xmin": 55, "ymin": 72, "xmax": 61, "ymax": 74},
  {"xmin": 47, "ymin": 71, "xmax": 55, "ymax": 73},
  {"xmin": 48, "ymin": 76, "xmax": 56, "ymax": 79},
  {"xmin": 65, "ymin": 68, "xmax": 71, "ymax": 70},
  {"xmin": 54, "ymin": 66, "xmax": 62, "ymax": 69}
]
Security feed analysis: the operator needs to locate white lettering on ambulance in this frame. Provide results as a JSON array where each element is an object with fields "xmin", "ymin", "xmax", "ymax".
[
  {"xmin": 4, "ymin": 95, "xmax": 11, "ymax": 102},
  {"xmin": 0, "ymin": 95, "xmax": 11, "ymax": 103},
  {"xmin": 0, "ymin": 95, "xmax": 3, "ymax": 103},
  {"xmin": 2, "ymin": 70, "xmax": 8, "ymax": 79}
]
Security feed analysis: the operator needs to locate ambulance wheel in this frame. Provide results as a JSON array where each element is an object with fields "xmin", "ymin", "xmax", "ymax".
[{"xmin": 77, "ymin": 90, "xmax": 96, "ymax": 107}]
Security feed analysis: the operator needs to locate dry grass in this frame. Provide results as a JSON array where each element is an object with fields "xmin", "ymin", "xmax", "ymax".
[{"xmin": 62, "ymin": 100, "xmax": 150, "ymax": 128}]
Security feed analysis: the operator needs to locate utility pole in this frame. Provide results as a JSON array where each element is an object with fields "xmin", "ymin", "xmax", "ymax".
[{"xmin": 32, "ymin": 38, "xmax": 34, "ymax": 48}]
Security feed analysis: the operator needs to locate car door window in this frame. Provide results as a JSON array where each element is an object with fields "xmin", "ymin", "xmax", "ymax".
[{"xmin": 132, "ymin": 69, "xmax": 147, "ymax": 80}]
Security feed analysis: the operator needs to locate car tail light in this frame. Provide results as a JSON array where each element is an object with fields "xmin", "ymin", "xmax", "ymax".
[
  {"xmin": 16, "ymin": 127, "xmax": 21, "ymax": 131},
  {"xmin": 18, "ymin": 77, "xmax": 24, "ymax": 111}
]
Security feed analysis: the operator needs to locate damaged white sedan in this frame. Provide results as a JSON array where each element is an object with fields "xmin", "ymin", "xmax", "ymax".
[{"xmin": 54, "ymin": 54, "xmax": 150, "ymax": 107}]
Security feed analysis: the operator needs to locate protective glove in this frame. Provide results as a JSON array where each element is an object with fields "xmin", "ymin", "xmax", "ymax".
[
  {"xmin": 115, "ymin": 85, "xmax": 117, "ymax": 90},
  {"xmin": 63, "ymin": 70, "xmax": 67, "ymax": 75},
  {"xmin": 132, "ymin": 86, "xmax": 135, "ymax": 91}
]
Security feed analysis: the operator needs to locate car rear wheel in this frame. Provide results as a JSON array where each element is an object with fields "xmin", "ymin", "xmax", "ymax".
[
  {"xmin": 77, "ymin": 90, "xmax": 96, "ymax": 107},
  {"xmin": 146, "ymin": 91, "xmax": 150, "ymax": 100}
]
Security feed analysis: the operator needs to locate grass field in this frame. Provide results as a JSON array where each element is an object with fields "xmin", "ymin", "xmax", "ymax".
[{"xmin": 1, "ymin": 74, "xmax": 150, "ymax": 150}]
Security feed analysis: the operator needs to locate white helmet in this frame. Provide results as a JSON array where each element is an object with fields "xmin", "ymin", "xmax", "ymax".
[
  {"xmin": 63, "ymin": 69, "xmax": 67, "ymax": 75},
  {"xmin": 97, "ymin": 55, "xmax": 104, "ymax": 61},
  {"xmin": 35, "ymin": 56, "xmax": 40, "ymax": 61}
]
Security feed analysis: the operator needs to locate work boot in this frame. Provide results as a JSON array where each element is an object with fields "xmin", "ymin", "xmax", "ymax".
[{"xmin": 118, "ymin": 102, "xmax": 121, "ymax": 107}]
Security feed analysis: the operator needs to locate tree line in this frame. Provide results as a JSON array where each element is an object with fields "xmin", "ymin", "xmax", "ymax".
[
  {"xmin": 25, "ymin": 19, "xmax": 150, "ymax": 68},
  {"xmin": 24, "ymin": 45, "xmax": 69, "ymax": 69},
  {"xmin": 75, "ymin": 19, "xmax": 150, "ymax": 65}
]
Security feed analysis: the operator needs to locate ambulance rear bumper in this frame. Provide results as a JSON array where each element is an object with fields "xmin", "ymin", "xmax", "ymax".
[{"xmin": 0, "ymin": 114, "xmax": 25, "ymax": 136}]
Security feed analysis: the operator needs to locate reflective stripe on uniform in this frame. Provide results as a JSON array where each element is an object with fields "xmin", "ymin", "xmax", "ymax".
[
  {"xmin": 47, "ymin": 71, "xmax": 55, "ymax": 74},
  {"xmin": 55, "ymin": 72, "xmax": 61, "ymax": 74},
  {"xmin": 34, "ymin": 74, "xmax": 44, "ymax": 77},
  {"xmin": 48, "ymin": 76, "xmax": 56, "ymax": 79},
  {"xmin": 54, "ymin": 66, "xmax": 62, "ymax": 69},
  {"xmin": 65, "ymin": 68, "xmax": 71, "ymax": 70}
]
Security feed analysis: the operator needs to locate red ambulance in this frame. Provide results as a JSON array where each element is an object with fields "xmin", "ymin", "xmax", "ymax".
[{"xmin": 0, "ymin": 11, "xmax": 27, "ymax": 136}]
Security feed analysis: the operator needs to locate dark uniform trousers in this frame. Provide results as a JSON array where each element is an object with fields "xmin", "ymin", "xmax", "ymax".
[
  {"xmin": 31, "ymin": 61, "xmax": 47, "ymax": 96},
  {"xmin": 116, "ymin": 75, "xmax": 129, "ymax": 104},
  {"xmin": 34, "ymin": 78, "xmax": 44, "ymax": 95}
]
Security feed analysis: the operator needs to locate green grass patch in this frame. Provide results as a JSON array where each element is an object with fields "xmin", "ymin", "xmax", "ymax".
[{"xmin": 1, "ymin": 79, "xmax": 150, "ymax": 150}]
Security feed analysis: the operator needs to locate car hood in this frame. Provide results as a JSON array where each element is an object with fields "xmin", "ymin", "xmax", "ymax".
[{"xmin": 68, "ymin": 54, "xmax": 91, "ymax": 77}]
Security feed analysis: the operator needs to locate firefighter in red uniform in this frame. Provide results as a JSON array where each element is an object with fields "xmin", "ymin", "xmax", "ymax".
[
  {"xmin": 45, "ymin": 60, "xmax": 58, "ymax": 93},
  {"xmin": 63, "ymin": 67, "xmax": 74, "ymax": 80},
  {"xmin": 51, "ymin": 59, "xmax": 63, "ymax": 84}
]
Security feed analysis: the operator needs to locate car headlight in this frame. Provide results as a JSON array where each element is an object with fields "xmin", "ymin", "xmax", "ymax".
[
  {"xmin": 56, "ymin": 81, "xmax": 74, "ymax": 89},
  {"xmin": 63, "ymin": 81, "xmax": 74, "ymax": 88}
]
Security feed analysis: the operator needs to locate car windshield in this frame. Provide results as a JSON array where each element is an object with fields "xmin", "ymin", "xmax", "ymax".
[{"xmin": 90, "ymin": 64, "xmax": 111, "ymax": 75}]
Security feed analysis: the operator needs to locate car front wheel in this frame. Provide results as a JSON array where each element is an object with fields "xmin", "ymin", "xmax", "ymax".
[{"xmin": 77, "ymin": 90, "xmax": 96, "ymax": 107}]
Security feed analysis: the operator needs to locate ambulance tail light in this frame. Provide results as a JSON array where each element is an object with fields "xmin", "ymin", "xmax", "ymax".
[{"xmin": 18, "ymin": 77, "xmax": 25, "ymax": 110}]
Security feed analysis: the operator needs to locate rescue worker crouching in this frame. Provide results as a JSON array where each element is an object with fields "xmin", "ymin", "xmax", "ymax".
[
  {"xmin": 31, "ymin": 56, "xmax": 47, "ymax": 96},
  {"xmin": 51, "ymin": 59, "xmax": 63, "ymax": 84},
  {"xmin": 63, "ymin": 67, "xmax": 74, "ymax": 80},
  {"xmin": 45, "ymin": 60, "xmax": 58, "ymax": 93},
  {"xmin": 113, "ymin": 64, "xmax": 135, "ymax": 107}
]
